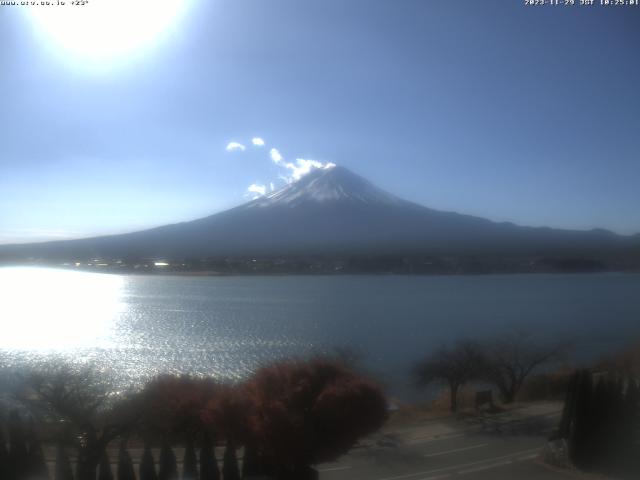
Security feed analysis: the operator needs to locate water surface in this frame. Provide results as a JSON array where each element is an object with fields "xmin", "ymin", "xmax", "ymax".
[{"xmin": 1, "ymin": 267, "xmax": 639, "ymax": 398}]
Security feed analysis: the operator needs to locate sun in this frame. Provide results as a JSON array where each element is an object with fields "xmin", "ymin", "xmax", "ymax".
[{"xmin": 26, "ymin": 0, "xmax": 189, "ymax": 64}]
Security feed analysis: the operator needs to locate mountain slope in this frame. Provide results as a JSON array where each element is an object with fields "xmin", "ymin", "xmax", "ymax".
[{"xmin": 1, "ymin": 166, "xmax": 637, "ymax": 262}]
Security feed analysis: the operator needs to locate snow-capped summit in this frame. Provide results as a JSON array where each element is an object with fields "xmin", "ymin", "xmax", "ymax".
[{"xmin": 245, "ymin": 165, "xmax": 410, "ymax": 209}]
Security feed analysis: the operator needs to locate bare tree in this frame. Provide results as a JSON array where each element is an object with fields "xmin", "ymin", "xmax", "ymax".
[
  {"xmin": 414, "ymin": 341, "xmax": 485, "ymax": 412},
  {"xmin": 19, "ymin": 363, "xmax": 141, "ymax": 480},
  {"xmin": 481, "ymin": 330, "xmax": 567, "ymax": 403}
]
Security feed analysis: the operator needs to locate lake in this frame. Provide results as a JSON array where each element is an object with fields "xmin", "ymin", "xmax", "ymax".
[{"xmin": 1, "ymin": 267, "xmax": 639, "ymax": 399}]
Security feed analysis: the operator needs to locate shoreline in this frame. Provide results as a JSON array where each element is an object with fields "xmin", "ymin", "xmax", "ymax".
[{"xmin": 1, "ymin": 263, "xmax": 639, "ymax": 278}]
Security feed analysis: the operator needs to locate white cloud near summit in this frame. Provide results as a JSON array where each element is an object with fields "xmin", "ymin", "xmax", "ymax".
[
  {"xmin": 227, "ymin": 136, "xmax": 336, "ymax": 197},
  {"xmin": 285, "ymin": 159, "xmax": 336, "ymax": 181},
  {"xmin": 247, "ymin": 183, "xmax": 267, "ymax": 198},
  {"xmin": 270, "ymin": 148, "xmax": 284, "ymax": 165},
  {"xmin": 270, "ymin": 148, "xmax": 335, "ymax": 181},
  {"xmin": 226, "ymin": 142, "xmax": 246, "ymax": 152}
]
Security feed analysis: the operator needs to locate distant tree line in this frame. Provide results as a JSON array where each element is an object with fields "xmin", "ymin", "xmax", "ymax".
[
  {"xmin": 31, "ymin": 252, "xmax": 633, "ymax": 276},
  {"xmin": 0, "ymin": 358, "xmax": 388, "ymax": 480}
]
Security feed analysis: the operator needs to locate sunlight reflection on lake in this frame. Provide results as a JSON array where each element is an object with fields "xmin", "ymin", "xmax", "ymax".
[{"xmin": 0, "ymin": 267, "xmax": 125, "ymax": 351}]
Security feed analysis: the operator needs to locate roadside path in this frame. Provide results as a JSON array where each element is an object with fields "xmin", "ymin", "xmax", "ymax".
[{"xmin": 318, "ymin": 402, "xmax": 575, "ymax": 480}]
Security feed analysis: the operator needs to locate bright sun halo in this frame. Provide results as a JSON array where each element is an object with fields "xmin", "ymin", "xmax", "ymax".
[{"xmin": 26, "ymin": 0, "xmax": 187, "ymax": 62}]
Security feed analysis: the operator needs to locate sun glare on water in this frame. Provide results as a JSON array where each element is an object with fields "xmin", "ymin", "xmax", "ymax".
[
  {"xmin": 0, "ymin": 267, "xmax": 125, "ymax": 352},
  {"xmin": 25, "ymin": 0, "xmax": 188, "ymax": 64}
]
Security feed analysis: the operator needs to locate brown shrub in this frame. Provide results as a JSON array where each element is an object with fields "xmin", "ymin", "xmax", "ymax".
[
  {"xmin": 242, "ymin": 359, "xmax": 388, "ymax": 471},
  {"xmin": 516, "ymin": 369, "xmax": 574, "ymax": 402},
  {"xmin": 597, "ymin": 342, "xmax": 640, "ymax": 377},
  {"xmin": 138, "ymin": 374, "xmax": 219, "ymax": 439},
  {"xmin": 201, "ymin": 383, "xmax": 251, "ymax": 445},
  {"xmin": 430, "ymin": 384, "xmax": 478, "ymax": 412}
]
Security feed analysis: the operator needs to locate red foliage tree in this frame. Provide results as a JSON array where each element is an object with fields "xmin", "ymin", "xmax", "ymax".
[
  {"xmin": 242, "ymin": 359, "xmax": 388, "ymax": 476},
  {"xmin": 138, "ymin": 375, "xmax": 219, "ymax": 440},
  {"xmin": 201, "ymin": 385, "xmax": 248, "ymax": 480},
  {"xmin": 200, "ymin": 383, "xmax": 250, "ymax": 446}
]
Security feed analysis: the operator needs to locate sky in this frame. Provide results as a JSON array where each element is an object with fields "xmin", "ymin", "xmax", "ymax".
[{"xmin": 1, "ymin": 0, "xmax": 639, "ymax": 244}]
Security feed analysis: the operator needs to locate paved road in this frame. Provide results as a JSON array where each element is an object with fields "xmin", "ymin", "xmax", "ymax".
[{"xmin": 318, "ymin": 403, "xmax": 575, "ymax": 480}]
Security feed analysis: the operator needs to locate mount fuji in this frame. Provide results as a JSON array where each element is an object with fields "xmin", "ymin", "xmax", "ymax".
[{"xmin": 1, "ymin": 166, "xmax": 638, "ymax": 263}]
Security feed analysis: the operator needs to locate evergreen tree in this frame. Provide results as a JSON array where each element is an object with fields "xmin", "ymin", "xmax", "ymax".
[
  {"xmin": 158, "ymin": 440, "xmax": 178, "ymax": 480},
  {"xmin": 588, "ymin": 377, "xmax": 608, "ymax": 469},
  {"xmin": 182, "ymin": 438, "xmax": 198, "ymax": 480},
  {"xmin": 27, "ymin": 429, "xmax": 50, "ymax": 480},
  {"xmin": 139, "ymin": 444, "xmax": 158, "ymax": 480},
  {"xmin": 8, "ymin": 411, "xmax": 29, "ymax": 480},
  {"xmin": 54, "ymin": 445, "xmax": 74, "ymax": 480},
  {"xmin": 241, "ymin": 444, "xmax": 261, "ymax": 478},
  {"xmin": 98, "ymin": 451, "xmax": 114, "ymax": 480},
  {"xmin": 622, "ymin": 378, "xmax": 640, "ymax": 473},
  {"xmin": 0, "ymin": 428, "xmax": 8, "ymax": 480},
  {"xmin": 198, "ymin": 437, "xmax": 219, "ymax": 480},
  {"xmin": 557, "ymin": 371, "xmax": 578, "ymax": 439},
  {"xmin": 117, "ymin": 444, "xmax": 136, "ymax": 480},
  {"xmin": 222, "ymin": 441, "xmax": 240, "ymax": 480},
  {"xmin": 76, "ymin": 447, "xmax": 98, "ymax": 480},
  {"xmin": 569, "ymin": 370, "xmax": 594, "ymax": 468},
  {"xmin": 559, "ymin": 369, "xmax": 640, "ymax": 476},
  {"xmin": 605, "ymin": 376, "xmax": 625, "ymax": 470}
]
